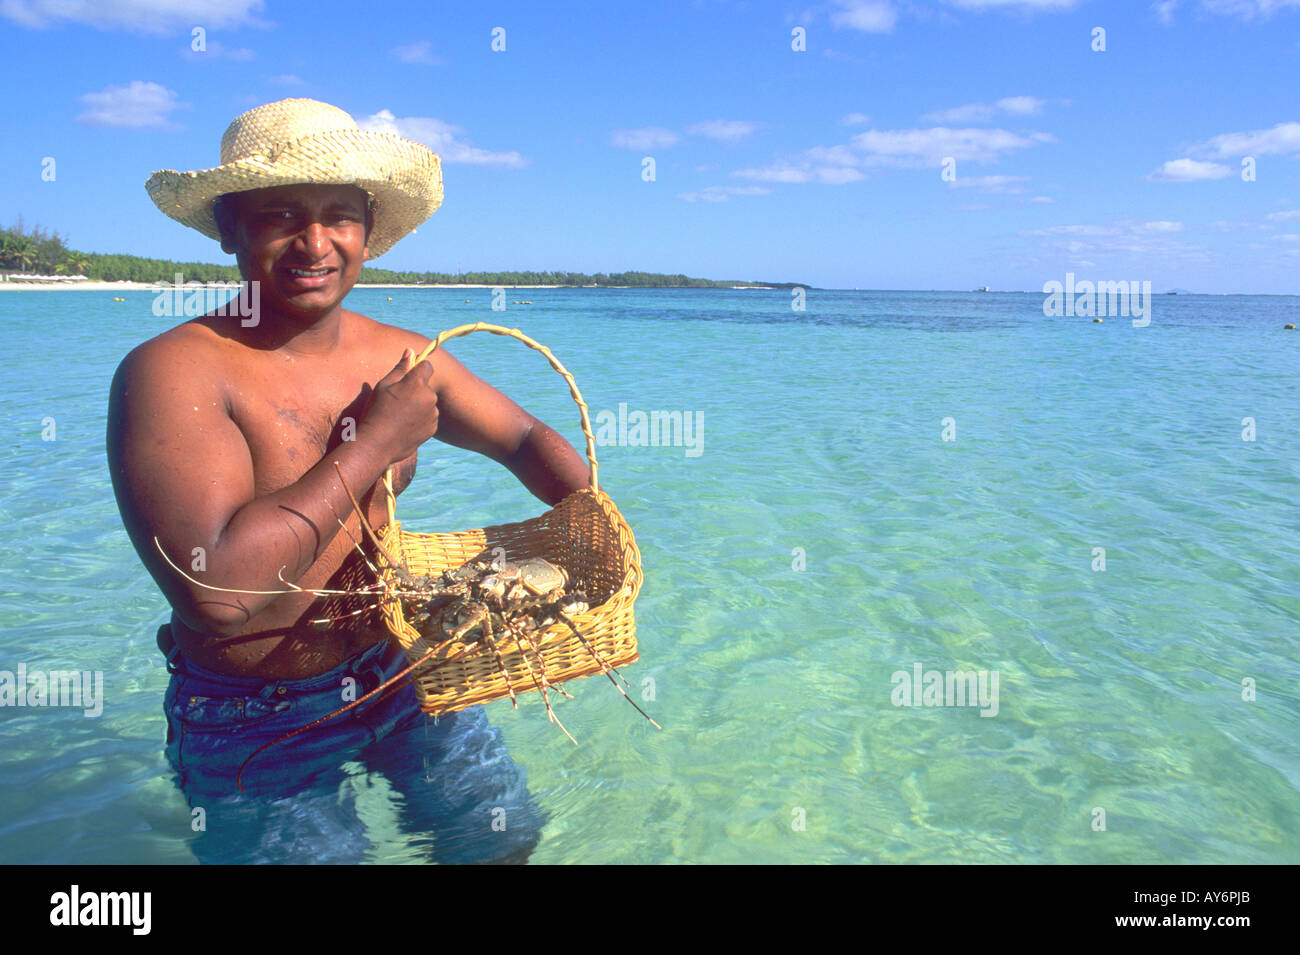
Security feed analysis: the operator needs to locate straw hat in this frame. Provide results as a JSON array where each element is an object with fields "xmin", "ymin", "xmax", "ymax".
[{"xmin": 145, "ymin": 98, "xmax": 443, "ymax": 258}]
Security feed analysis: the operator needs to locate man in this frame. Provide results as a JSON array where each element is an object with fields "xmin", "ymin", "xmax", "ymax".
[{"xmin": 108, "ymin": 98, "xmax": 587, "ymax": 863}]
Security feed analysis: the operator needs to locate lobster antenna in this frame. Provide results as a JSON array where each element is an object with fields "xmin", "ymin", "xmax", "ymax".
[{"xmin": 333, "ymin": 462, "xmax": 405, "ymax": 571}]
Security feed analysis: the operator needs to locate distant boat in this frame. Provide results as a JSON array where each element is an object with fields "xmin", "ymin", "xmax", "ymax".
[{"xmin": 973, "ymin": 286, "xmax": 991, "ymax": 292}]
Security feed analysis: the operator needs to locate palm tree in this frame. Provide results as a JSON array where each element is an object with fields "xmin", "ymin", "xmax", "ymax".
[
  {"xmin": 0, "ymin": 234, "xmax": 37, "ymax": 275},
  {"xmin": 14, "ymin": 243, "xmax": 36, "ymax": 275}
]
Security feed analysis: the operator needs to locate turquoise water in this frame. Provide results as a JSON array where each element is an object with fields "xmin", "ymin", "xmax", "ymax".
[{"xmin": 0, "ymin": 286, "xmax": 1296, "ymax": 863}]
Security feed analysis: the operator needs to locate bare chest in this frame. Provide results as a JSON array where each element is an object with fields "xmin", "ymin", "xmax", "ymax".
[{"xmin": 227, "ymin": 367, "xmax": 416, "ymax": 502}]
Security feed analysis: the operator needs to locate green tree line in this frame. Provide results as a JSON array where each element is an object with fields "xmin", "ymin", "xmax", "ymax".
[{"xmin": 0, "ymin": 220, "xmax": 799, "ymax": 288}]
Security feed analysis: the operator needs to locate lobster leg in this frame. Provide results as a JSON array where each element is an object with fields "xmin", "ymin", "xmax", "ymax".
[
  {"xmin": 499, "ymin": 614, "xmax": 578, "ymax": 745},
  {"xmin": 555, "ymin": 611, "xmax": 662, "ymax": 730},
  {"xmin": 477, "ymin": 610, "xmax": 518, "ymax": 708}
]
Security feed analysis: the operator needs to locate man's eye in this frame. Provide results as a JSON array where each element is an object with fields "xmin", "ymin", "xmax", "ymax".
[{"xmin": 256, "ymin": 210, "xmax": 358, "ymax": 225}]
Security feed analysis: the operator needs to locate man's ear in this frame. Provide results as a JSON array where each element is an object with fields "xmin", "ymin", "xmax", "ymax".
[{"xmin": 213, "ymin": 196, "xmax": 238, "ymax": 254}]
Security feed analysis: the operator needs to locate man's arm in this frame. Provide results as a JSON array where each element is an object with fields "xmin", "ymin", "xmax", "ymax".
[
  {"xmin": 106, "ymin": 336, "xmax": 436, "ymax": 638},
  {"xmin": 423, "ymin": 345, "xmax": 591, "ymax": 505}
]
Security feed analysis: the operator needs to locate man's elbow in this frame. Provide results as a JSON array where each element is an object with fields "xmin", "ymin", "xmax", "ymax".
[{"xmin": 174, "ymin": 599, "xmax": 254, "ymax": 640}]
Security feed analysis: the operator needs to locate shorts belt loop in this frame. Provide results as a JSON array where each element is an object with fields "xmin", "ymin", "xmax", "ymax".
[{"xmin": 347, "ymin": 650, "xmax": 387, "ymax": 697}]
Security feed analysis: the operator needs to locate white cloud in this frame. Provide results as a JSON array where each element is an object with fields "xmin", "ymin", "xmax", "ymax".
[
  {"xmin": 1148, "ymin": 158, "xmax": 1234, "ymax": 181},
  {"xmin": 77, "ymin": 81, "xmax": 184, "ymax": 128},
  {"xmin": 805, "ymin": 144, "xmax": 860, "ymax": 165},
  {"xmin": 996, "ymin": 96, "xmax": 1045, "ymax": 115},
  {"xmin": 392, "ymin": 40, "xmax": 443, "ymax": 65},
  {"xmin": 1198, "ymin": 121, "xmax": 1300, "ymax": 158},
  {"xmin": 947, "ymin": 174, "xmax": 1031, "ymax": 193},
  {"xmin": 1211, "ymin": 218, "xmax": 1272, "ymax": 231},
  {"xmin": 1152, "ymin": 0, "xmax": 1179, "ymax": 24},
  {"xmin": 941, "ymin": 0, "xmax": 1079, "ymax": 10},
  {"xmin": 1274, "ymin": 233, "xmax": 1300, "ymax": 241},
  {"xmin": 1151, "ymin": 122, "xmax": 1299, "ymax": 183},
  {"xmin": 677, "ymin": 185, "xmax": 771, "ymax": 202},
  {"xmin": 923, "ymin": 103, "xmax": 995, "ymax": 124},
  {"xmin": 840, "ymin": 112, "xmax": 872, "ymax": 126},
  {"xmin": 610, "ymin": 127, "xmax": 682, "ymax": 150},
  {"xmin": 3, "ymin": 0, "xmax": 266, "ymax": 33},
  {"xmin": 1023, "ymin": 219, "xmax": 1202, "ymax": 259},
  {"xmin": 1031, "ymin": 195, "xmax": 1054, "ymax": 203},
  {"xmin": 687, "ymin": 120, "xmax": 762, "ymax": 143},
  {"xmin": 851, "ymin": 126, "xmax": 1054, "ymax": 164},
  {"xmin": 182, "ymin": 40, "xmax": 254, "ymax": 61},
  {"xmin": 730, "ymin": 124, "xmax": 1050, "ymax": 188},
  {"xmin": 1198, "ymin": 0, "xmax": 1300, "ymax": 20},
  {"xmin": 923, "ymin": 95, "xmax": 1046, "ymax": 124},
  {"xmin": 267, "ymin": 74, "xmax": 303, "ymax": 86},
  {"xmin": 1266, "ymin": 209, "xmax": 1300, "ymax": 220},
  {"xmin": 810, "ymin": 166, "xmax": 867, "ymax": 184},
  {"xmin": 829, "ymin": 0, "xmax": 898, "ymax": 32},
  {"xmin": 360, "ymin": 110, "xmax": 528, "ymax": 167},
  {"xmin": 733, "ymin": 165, "xmax": 811, "ymax": 184},
  {"xmin": 1028, "ymin": 225, "xmax": 1118, "ymax": 236},
  {"xmin": 733, "ymin": 162, "xmax": 865, "ymax": 184}
]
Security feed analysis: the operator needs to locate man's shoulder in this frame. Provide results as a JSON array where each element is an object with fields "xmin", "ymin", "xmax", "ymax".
[
  {"xmin": 343, "ymin": 308, "xmax": 434, "ymax": 354},
  {"xmin": 112, "ymin": 320, "xmax": 230, "ymax": 398}
]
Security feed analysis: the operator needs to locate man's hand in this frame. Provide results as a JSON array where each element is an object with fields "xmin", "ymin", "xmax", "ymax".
[{"xmin": 356, "ymin": 349, "xmax": 440, "ymax": 466}]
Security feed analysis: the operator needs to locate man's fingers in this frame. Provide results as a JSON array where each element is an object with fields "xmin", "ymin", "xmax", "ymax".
[
  {"xmin": 375, "ymin": 349, "xmax": 413, "ymax": 389},
  {"xmin": 403, "ymin": 353, "xmax": 435, "ymax": 385}
]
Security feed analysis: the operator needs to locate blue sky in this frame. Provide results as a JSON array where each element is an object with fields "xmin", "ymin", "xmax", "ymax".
[{"xmin": 1, "ymin": 0, "xmax": 1299, "ymax": 292}]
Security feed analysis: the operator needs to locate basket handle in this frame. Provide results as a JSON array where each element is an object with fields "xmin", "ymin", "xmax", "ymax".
[{"xmin": 382, "ymin": 321, "xmax": 600, "ymax": 525}]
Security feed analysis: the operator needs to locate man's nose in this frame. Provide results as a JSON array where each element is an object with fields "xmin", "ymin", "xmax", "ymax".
[{"xmin": 295, "ymin": 220, "xmax": 330, "ymax": 256}]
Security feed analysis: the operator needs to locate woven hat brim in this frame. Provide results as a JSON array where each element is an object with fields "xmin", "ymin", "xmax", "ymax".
[{"xmin": 145, "ymin": 128, "xmax": 443, "ymax": 259}]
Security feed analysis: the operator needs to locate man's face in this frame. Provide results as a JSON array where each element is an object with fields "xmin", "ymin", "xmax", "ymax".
[{"xmin": 218, "ymin": 183, "xmax": 371, "ymax": 319}]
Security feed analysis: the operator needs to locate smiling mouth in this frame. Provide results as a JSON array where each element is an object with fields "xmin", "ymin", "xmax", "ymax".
[{"xmin": 280, "ymin": 265, "xmax": 339, "ymax": 292}]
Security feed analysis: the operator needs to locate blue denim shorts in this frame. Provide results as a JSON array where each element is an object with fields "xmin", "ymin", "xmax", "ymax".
[{"xmin": 161, "ymin": 628, "xmax": 545, "ymax": 864}]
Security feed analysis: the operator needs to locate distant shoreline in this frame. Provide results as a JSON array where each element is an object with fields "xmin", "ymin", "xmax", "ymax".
[
  {"xmin": 2, "ymin": 281, "xmax": 1288, "ymax": 295},
  {"xmin": 0, "ymin": 281, "xmax": 572, "ymax": 292},
  {"xmin": 0, "ymin": 281, "xmax": 779, "ymax": 292}
]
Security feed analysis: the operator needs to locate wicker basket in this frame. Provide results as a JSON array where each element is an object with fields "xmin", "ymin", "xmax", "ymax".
[{"xmin": 373, "ymin": 322, "xmax": 642, "ymax": 716}]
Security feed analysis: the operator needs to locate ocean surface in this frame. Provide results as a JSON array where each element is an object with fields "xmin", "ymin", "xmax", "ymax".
[{"xmin": 0, "ymin": 286, "xmax": 1296, "ymax": 864}]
